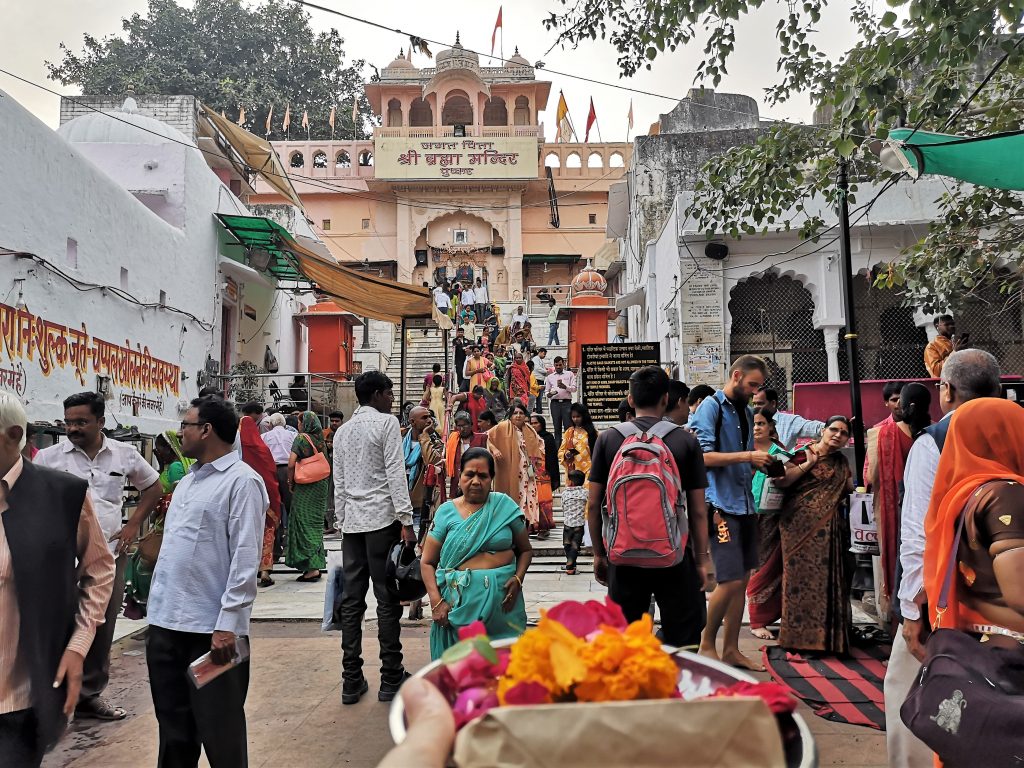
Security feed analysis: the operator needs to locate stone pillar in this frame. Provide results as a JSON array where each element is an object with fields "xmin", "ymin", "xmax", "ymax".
[
  {"xmin": 506, "ymin": 192, "xmax": 524, "ymax": 301},
  {"xmin": 822, "ymin": 326, "xmax": 843, "ymax": 382},
  {"xmin": 395, "ymin": 198, "xmax": 412, "ymax": 283}
]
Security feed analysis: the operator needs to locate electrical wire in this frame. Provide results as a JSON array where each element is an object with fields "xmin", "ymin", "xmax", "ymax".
[{"xmin": 0, "ymin": 247, "xmax": 216, "ymax": 330}]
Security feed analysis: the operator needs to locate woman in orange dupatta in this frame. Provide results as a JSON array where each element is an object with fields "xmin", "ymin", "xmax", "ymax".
[
  {"xmin": 923, "ymin": 398, "xmax": 1024, "ymax": 647},
  {"xmin": 487, "ymin": 402, "xmax": 546, "ymax": 534},
  {"xmin": 239, "ymin": 415, "xmax": 284, "ymax": 587}
]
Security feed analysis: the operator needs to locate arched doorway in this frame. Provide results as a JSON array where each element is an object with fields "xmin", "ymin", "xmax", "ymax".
[
  {"xmin": 410, "ymin": 97, "xmax": 433, "ymax": 127},
  {"xmin": 513, "ymin": 96, "xmax": 530, "ymax": 126},
  {"xmin": 387, "ymin": 98, "xmax": 403, "ymax": 127},
  {"xmin": 442, "ymin": 90, "xmax": 473, "ymax": 125},
  {"xmin": 728, "ymin": 273, "xmax": 827, "ymax": 409},
  {"xmin": 483, "ymin": 97, "xmax": 508, "ymax": 126}
]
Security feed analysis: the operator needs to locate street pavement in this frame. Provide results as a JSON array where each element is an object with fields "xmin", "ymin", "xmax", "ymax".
[{"xmin": 45, "ymin": 533, "xmax": 888, "ymax": 767}]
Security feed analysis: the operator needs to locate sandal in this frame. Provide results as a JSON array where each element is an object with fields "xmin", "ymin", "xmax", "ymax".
[
  {"xmin": 296, "ymin": 571, "xmax": 322, "ymax": 582},
  {"xmin": 75, "ymin": 697, "xmax": 127, "ymax": 721},
  {"xmin": 258, "ymin": 572, "xmax": 275, "ymax": 587},
  {"xmin": 565, "ymin": 567, "xmax": 577, "ymax": 576}
]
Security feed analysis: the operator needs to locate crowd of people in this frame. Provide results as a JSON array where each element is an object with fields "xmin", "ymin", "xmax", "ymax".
[{"xmin": 3, "ymin": 323, "xmax": 1022, "ymax": 767}]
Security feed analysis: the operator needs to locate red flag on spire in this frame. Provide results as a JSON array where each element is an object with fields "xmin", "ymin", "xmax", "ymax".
[
  {"xmin": 491, "ymin": 6, "xmax": 503, "ymax": 57},
  {"xmin": 585, "ymin": 98, "xmax": 597, "ymax": 143}
]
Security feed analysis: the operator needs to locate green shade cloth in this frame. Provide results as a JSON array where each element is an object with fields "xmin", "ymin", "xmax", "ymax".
[{"xmin": 887, "ymin": 128, "xmax": 1024, "ymax": 191}]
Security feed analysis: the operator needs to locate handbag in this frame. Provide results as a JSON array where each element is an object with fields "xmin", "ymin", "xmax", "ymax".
[
  {"xmin": 264, "ymin": 345, "xmax": 279, "ymax": 374},
  {"xmin": 294, "ymin": 435, "xmax": 331, "ymax": 484},
  {"xmin": 900, "ymin": 501, "xmax": 1024, "ymax": 767}
]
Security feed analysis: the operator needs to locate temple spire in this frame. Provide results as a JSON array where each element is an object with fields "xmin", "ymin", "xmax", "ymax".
[{"xmin": 455, "ymin": 31, "xmax": 461, "ymax": 46}]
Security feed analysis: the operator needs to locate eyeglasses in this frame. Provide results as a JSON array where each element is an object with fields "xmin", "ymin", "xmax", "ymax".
[{"xmin": 179, "ymin": 421, "xmax": 207, "ymax": 431}]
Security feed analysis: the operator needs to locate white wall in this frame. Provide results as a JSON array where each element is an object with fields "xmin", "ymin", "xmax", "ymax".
[{"xmin": 0, "ymin": 90, "xmax": 237, "ymax": 432}]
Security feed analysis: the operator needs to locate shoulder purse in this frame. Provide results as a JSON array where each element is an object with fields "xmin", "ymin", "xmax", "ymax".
[
  {"xmin": 900, "ymin": 494, "xmax": 1024, "ymax": 767},
  {"xmin": 294, "ymin": 435, "xmax": 331, "ymax": 484}
]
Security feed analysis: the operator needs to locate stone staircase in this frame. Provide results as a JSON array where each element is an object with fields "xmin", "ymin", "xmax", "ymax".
[
  {"xmin": 528, "ymin": 488, "xmax": 594, "ymax": 575},
  {"xmin": 384, "ymin": 324, "xmax": 449, "ymax": 408}
]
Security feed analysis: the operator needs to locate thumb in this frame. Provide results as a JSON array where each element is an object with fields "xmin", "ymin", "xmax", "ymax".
[
  {"xmin": 53, "ymin": 655, "xmax": 67, "ymax": 688},
  {"xmin": 381, "ymin": 678, "xmax": 455, "ymax": 768}
]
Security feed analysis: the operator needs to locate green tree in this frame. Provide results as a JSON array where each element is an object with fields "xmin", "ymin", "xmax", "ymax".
[
  {"xmin": 47, "ymin": 0, "xmax": 372, "ymax": 141},
  {"xmin": 545, "ymin": 1, "xmax": 1024, "ymax": 312}
]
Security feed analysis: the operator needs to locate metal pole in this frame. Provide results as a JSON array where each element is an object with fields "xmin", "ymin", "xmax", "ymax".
[
  {"xmin": 399, "ymin": 318, "xmax": 408, "ymax": 410},
  {"xmin": 837, "ymin": 159, "xmax": 866, "ymax": 487},
  {"xmin": 361, "ymin": 317, "xmax": 370, "ymax": 349}
]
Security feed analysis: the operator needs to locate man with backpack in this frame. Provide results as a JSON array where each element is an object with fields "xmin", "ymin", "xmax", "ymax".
[
  {"xmin": 587, "ymin": 366, "xmax": 711, "ymax": 647},
  {"xmin": 689, "ymin": 355, "xmax": 774, "ymax": 671}
]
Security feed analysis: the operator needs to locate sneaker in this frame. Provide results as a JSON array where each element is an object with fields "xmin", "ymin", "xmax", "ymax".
[
  {"xmin": 341, "ymin": 677, "xmax": 369, "ymax": 705},
  {"xmin": 378, "ymin": 671, "xmax": 411, "ymax": 703}
]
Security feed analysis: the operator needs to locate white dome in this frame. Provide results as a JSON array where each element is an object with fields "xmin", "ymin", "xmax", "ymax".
[{"xmin": 59, "ymin": 98, "xmax": 194, "ymax": 147}]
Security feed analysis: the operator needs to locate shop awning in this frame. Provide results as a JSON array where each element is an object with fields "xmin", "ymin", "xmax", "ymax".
[
  {"xmin": 216, "ymin": 214, "xmax": 442, "ymax": 325},
  {"xmin": 615, "ymin": 287, "xmax": 646, "ymax": 311},
  {"xmin": 523, "ymin": 254, "xmax": 581, "ymax": 263},
  {"xmin": 201, "ymin": 106, "xmax": 304, "ymax": 208},
  {"xmin": 879, "ymin": 128, "xmax": 1024, "ymax": 191}
]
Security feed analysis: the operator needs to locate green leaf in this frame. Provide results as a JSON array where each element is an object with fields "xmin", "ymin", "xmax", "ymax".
[
  {"xmin": 881, "ymin": 11, "xmax": 898, "ymax": 27},
  {"xmin": 837, "ymin": 137, "xmax": 857, "ymax": 157}
]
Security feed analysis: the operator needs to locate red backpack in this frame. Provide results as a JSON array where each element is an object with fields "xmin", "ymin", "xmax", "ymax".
[{"xmin": 603, "ymin": 421, "xmax": 688, "ymax": 567}]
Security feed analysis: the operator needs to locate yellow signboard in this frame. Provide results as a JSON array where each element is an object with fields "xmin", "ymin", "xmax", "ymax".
[{"xmin": 373, "ymin": 136, "xmax": 538, "ymax": 180}]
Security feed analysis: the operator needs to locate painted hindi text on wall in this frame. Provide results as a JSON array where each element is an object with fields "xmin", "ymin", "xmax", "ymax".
[
  {"xmin": 373, "ymin": 137, "xmax": 537, "ymax": 180},
  {"xmin": 581, "ymin": 343, "xmax": 660, "ymax": 421}
]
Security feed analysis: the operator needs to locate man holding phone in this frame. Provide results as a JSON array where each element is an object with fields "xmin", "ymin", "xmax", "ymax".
[
  {"xmin": 145, "ymin": 396, "xmax": 268, "ymax": 767},
  {"xmin": 545, "ymin": 357, "xmax": 576, "ymax": 446}
]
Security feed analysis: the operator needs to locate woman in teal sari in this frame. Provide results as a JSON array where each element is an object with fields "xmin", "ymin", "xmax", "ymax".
[{"xmin": 421, "ymin": 447, "xmax": 534, "ymax": 659}]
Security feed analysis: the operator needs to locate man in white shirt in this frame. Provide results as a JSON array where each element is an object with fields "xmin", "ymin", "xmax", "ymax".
[
  {"xmin": 334, "ymin": 371, "xmax": 417, "ymax": 706},
  {"xmin": 531, "ymin": 348, "xmax": 552, "ymax": 414},
  {"xmin": 261, "ymin": 412, "xmax": 295, "ymax": 547},
  {"xmin": 433, "ymin": 284, "xmax": 451, "ymax": 314},
  {"xmin": 35, "ymin": 391, "xmax": 162, "ymax": 723},
  {"xmin": 750, "ymin": 388, "xmax": 824, "ymax": 450},
  {"xmin": 474, "ymin": 278, "xmax": 489, "ymax": 323},
  {"xmin": 884, "ymin": 349, "xmax": 1000, "ymax": 767},
  {"xmin": 460, "ymin": 284, "xmax": 476, "ymax": 313},
  {"xmin": 545, "ymin": 356, "xmax": 577, "ymax": 445},
  {"xmin": 510, "ymin": 305, "xmax": 529, "ymax": 332},
  {"xmin": 146, "ymin": 395, "xmax": 267, "ymax": 767},
  {"xmin": 546, "ymin": 299, "xmax": 561, "ymax": 345}
]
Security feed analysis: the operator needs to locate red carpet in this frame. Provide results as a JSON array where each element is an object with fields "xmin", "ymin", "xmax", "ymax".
[{"xmin": 763, "ymin": 644, "xmax": 890, "ymax": 730}]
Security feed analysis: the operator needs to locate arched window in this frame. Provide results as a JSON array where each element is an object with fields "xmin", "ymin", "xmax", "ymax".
[
  {"xmin": 544, "ymin": 152, "xmax": 561, "ymax": 168},
  {"xmin": 312, "ymin": 151, "xmax": 327, "ymax": 169},
  {"xmin": 336, "ymin": 151, "xmax": 351, "ymax": 168},
  {"xmin": 358, "ymin": 150, "xmax": 374, "ymax": 167},
  {"xmin": 387, "ymin": 98, "xmax": 403, "ymax": 127},
  {"xmin": 513, "ymin": 96, "xmax": 530, "ymax": 126},
  {"xmin": 483, "ymin": 97, "xmax": 508, "ymax": 126},
  {"xmin": 409, "ymin": 97, "xmax": 433, "ymax": 127},
  {"xmin": 442, "ymin": 90, "xmax": 473, "ymax": 125},
  {"xmin": 566, "ymin": 152, "xmax": 582, "ymax": 168},
  {"xmin": 588, "ymin": 152, "xmax": 604, "ymax": 168},
  {"xmin": 609, "ymin": 152, "xmax": 625, "ymax": 168},
  {"xmin": 289, "ymin": 151, "xmax": 304, "ymax": 168}
]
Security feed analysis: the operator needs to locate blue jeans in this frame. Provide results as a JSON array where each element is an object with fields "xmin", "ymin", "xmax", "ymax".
[{"xmin": 548, "ymin": 322, "xmax": 560, "ymax": 345}]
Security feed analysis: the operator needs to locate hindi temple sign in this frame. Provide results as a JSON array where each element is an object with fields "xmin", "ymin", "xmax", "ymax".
[{"xmin": 373, "ymin": 136, "xmax": 538, "ymax": 181}]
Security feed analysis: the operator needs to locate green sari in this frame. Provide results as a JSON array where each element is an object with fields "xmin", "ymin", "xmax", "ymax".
[
  {"xmin": 286, "ymin": 411, "xmax": 328, "ymax": 572},
  {"xmin": 429, "ymin": 492, "xmax": 527, "ymax": 659}
]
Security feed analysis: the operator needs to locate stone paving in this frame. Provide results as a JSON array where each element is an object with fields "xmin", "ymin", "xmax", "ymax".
[{"xmin": 47, "ymin": 538, "xmax": 889, "ymax": 768}]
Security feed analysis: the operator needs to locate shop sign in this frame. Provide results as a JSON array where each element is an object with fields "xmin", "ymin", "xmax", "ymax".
[{"xmin": 373, "ymin": 137, "xmax": 537, "ymax": 180}]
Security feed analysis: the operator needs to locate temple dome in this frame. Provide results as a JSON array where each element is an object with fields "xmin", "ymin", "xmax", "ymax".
[
  {"xmin": 435, "ymin": 33, "xmax": 480, "ymax": 68},
  {"xmin": 58, "ymin": 96, "xmax": 194, "ymax": 147},
  {"xmin": 507, "ymin": 48, "xmax": 530, "ymax": 67},
  {"xmin": 385, "ymin": 49, "xmax": 415, "ymax": 70},
  {"xmin": 571, "ymin": 260, "xmax": 607, "ymax": 296}
]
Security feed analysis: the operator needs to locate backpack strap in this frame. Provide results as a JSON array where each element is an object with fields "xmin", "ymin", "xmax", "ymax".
[
  {"xmin": 645, "ymin": 420, "xmax": 680, "ymax": 440},
  {"xmin": 611, "ymin": 422, "xmax": 643, "ymax": 440}
]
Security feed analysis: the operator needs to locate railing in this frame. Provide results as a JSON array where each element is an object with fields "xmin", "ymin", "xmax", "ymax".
[
  {"xmin": 372, "ymin": 125, "xmax": 543, "ymax": 139},
  {"xmin": 206, "ymin": 372, "xmax": 352, "ymax": 422},
  {"xmin": 525, "ymin": 283, "xmax": 574, "ymax": 315}
]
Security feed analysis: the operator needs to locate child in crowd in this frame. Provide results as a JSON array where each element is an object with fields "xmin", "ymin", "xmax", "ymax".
[{"xmin": 561, "ymin": 470, "xmax": 588, "ymax": 575}]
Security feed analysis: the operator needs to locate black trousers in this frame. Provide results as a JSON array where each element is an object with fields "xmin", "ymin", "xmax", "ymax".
[
  {"xmin": 274, "ymin": 464, "xmax": 291, "ymax": 559},
  {"xmin": 0, "ymin": 709, "xmax": 43, "ymax": 768},
  {"xmin": 79, "ymin": 552, "xmax": 128, "ymax": 703},
  {"xmin": 563, "ymin": 525, "xmax": 585, "ymax": 568},
  {"xmin": 146, "ymin": 626, "xmax": 249, "ymax": 768},
  {"xmin": 549, "ymin": 398, "xmax": 572, "ymax": 446},
  {"xmin": 607, "ymin": 549, "xmax": 707, "ymax": 648},
  {"xmin": 340, "ymin": 522, "xmax": 405, "ymax": 687}
]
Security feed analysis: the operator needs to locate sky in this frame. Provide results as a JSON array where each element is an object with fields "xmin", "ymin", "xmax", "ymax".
[{"xmin": 1, "ymin": 0, "xmax": 861, "ymax": 140}]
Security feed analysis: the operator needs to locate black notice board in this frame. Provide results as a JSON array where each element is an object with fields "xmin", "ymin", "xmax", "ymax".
[{"xmin": 581, "ymin": 343, "xmax": 661, "ymax": 421}]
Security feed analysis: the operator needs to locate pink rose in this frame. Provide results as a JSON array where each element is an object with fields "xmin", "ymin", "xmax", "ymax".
[
  {"xmin": 546, "ymin": 597, "xmax": 629, "ymax": 639},
  {"xmin": 503, "ymin": 680, "xmax": 551, "ymax": 706},
  {"xmin": 453, "ymin": 686, "xmax": 499, "ymax": 728},
  {"xmin": 708, "ymin": 681, "xmax": 797, "ymax": 714}
]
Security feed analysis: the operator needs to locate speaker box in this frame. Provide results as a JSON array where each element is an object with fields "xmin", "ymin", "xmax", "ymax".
[
  {"xmin": 705, "ymin": 242, "xmax": 729, "ymax": 261},
  {"xmin": 491, "ymin": 246, "xmax": 505, "ymax": 256},
  {"xmin": 414, "ymin": 250, "xmax": 428, "ymax": 266}
]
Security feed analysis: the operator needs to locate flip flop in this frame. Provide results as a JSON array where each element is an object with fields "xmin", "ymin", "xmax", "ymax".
[
  {"xmin": 75, "ymin": 697, "xmax": 127, "ymax": 721},
  {"xmin": 296, "ymin": 572, "xmax": 322, "ymax": 582}
]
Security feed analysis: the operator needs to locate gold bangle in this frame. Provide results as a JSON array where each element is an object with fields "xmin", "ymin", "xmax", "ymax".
[
  {"xmin": 431, "ymin": 599, "xmax": 445, "ymax": 611},
  {"xmin": 513, "ymin": 574, "xmax": 523, "ymax": 587}
]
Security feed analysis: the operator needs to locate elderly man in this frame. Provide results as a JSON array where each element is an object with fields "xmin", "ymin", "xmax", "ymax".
[
  {"xmin": 445, "ymin": 411, "xmax": 489, "ymax": 499},
  {"xmin": 884, "ymin": 349, "xmax": 1000, "ymax": 767},
  {"xmin": 0, "ymin": 392, "xmax": 115, "ymax": 767},
  {"xmin": 35, "ymin": 391, "xmax": 162, "ymax": 722}
]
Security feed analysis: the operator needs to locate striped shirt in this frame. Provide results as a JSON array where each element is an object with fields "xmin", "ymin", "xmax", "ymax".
[{"xmin": 0, "ymin": 458, "xmax": 115, "ymax": 713}]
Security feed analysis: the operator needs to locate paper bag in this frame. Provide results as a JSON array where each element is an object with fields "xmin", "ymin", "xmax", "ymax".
[
  {"xmin": 849, "ymin": 491, "xmax": 879, "ymax": 555},
  {"xmin": 453, "ymin": 697, "xmax": 786, "ymax": 768}
]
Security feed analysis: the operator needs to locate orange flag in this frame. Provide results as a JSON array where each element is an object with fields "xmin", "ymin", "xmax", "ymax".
[
  {"xmin": 585, "ymin": 98, "xmax": 597, "ymax": 143},
  {"xmin": 491, "ymin": 6, "xmax": 503, "ymax": 57},
  {"xmin": 265, "ymin": 105, "xmax": 273, "ymax": 136},
  {"xmin": 282, "ymin": 105, "xmax": 291, "ymax": 132}
]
